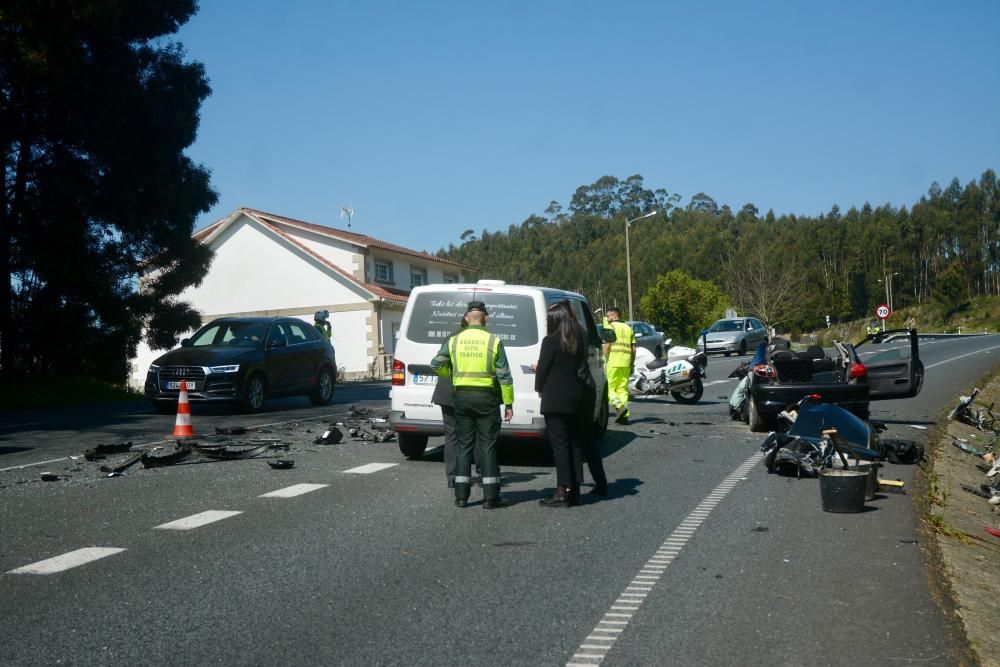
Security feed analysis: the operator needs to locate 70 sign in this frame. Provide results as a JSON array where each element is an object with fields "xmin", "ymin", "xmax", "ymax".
[{"xmin": 875, "ymin": 304, "xmax": 892, "ymax": 320}]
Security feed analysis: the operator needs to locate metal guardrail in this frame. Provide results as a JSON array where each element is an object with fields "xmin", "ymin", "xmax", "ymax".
[{"xmin": 880, "ymin": 332, "xmax": 989, "ymax": 342}]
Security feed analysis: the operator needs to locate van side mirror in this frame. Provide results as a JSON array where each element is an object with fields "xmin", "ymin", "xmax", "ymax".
[
  {"xmin": 268, "ymin": 338, "xmax": 287, "ymax": 349},
  {"xmin": 180, "ymin": 338, "xmax": 191, "ymax": 347}
]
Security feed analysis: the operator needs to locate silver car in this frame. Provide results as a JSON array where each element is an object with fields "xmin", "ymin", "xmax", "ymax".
[{"xmin": 702, "ymin": 317, "xmax": 768, "ymax": 356}]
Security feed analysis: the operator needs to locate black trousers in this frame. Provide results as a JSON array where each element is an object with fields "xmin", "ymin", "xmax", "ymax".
[
  {"xmin": 544, "ymin": 412, "xmax": 584, "ymax": 490},
  {"xmin": 453, "ymin": 389, "xmax": 501, "ymax": 501},
  {"xmin": 443, "ymin": 405, "xmax": 480, "ymax": 483}
]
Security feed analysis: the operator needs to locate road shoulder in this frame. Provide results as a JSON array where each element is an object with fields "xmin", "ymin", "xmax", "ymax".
[{"xmin": 919, "ymin": 371, "xmax": 1000, "ymax": 667}]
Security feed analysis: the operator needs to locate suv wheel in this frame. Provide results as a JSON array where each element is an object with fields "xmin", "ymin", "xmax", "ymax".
[
  {"xmin": 309, "ymin": 366, "xmax": 335, "ymax": 405},
  {"xmin": 398, "ymin": 433, "xmax": 428, "ymax": 459},
  {"xmin": 241, "ymin": 373, "xmax": 267, "ymax": 413}
]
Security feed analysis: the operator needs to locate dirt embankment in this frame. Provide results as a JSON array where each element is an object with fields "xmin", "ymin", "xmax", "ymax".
[{"xmin": 919, "ymin": 374, "xmax": 1000, "ymax": 667}]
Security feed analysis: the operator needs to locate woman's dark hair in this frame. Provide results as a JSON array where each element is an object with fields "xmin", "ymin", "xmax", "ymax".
[{"xmin": 546, "ymin": 301, "xmax": 577, "ymax": 355}]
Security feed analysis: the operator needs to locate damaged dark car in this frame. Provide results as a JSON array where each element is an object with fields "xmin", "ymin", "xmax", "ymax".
[
  {"xmin": 145, "ymin": 317, "xmax": 337, "ymax": 413},
  {"xmin": 745, "ymin": 329, "xmax": 924, "ymax": 432}
]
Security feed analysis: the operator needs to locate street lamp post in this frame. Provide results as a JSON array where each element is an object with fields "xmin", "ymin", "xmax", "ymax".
[{"xmin": 624, "ymin": 210, "xmax": 657, "ymax": 320}]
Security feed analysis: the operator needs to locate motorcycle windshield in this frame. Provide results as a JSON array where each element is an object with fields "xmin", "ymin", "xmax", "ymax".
[{"xmin": 788, "ymin": 400, "xmax": 874, "ymax": 455}]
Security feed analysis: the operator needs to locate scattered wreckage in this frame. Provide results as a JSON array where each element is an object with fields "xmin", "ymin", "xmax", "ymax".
[
  {"xmin": 51, "ymin": 406, "xmax": 396, "ymax": 481},
  {"xmin": 732, "ymin": 330, "xmax": 924, "ymax": 432},
  {"xmin": 947, "ymin": 389, "xmax": 1000, "ymax": 507}
]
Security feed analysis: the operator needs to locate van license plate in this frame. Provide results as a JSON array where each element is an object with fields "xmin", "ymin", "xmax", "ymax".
[{"xmin": 412, "ymin": 374, "xmax": 437, "ymax": 385}]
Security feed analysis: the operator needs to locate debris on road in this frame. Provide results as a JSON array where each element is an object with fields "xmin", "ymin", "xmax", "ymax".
[
  {"xmin": 40, "ymin": 472, "xmax": 61, "ymax": 481},
  {"xmin": 83, "ymin": 441, "xmax": 133, "ymax": 461},
  {"xmin": 267, "ymin": 459, "xmax": 295, "ymax": 469},
  {"xmin": 314, "ymin": 426, "xmax": 344, "ymax": 445},
  {"xmin": 192, "ymin": 442, "xmax": 273, "ymax": 460},
  {"xmin": 215, "ymin": 426, "xmax": 247, "ymax": 435},
  {"xmin": 141, "ymin": 442, "xmax": 193, "ymax": 468},
  {"xmin": 99, "ymin": 452, "xmax": 143, "ymax": 475}
]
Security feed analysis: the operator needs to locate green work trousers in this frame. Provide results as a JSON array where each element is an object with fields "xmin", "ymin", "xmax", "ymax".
[{"xmin": 453, "ymin": 388, "xmax": 502, "ymax": 502}]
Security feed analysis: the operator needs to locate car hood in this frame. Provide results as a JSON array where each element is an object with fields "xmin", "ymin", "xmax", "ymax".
[
  {"xmin": 153, "ymin": 346, "xmax": 258, "ymax": 367},
  {"xmin": 704, "ymin": 331, "xmax": 740, "ymax": 342}
]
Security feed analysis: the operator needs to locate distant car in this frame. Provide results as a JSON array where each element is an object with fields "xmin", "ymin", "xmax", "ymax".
[
  {"xmin": 626, "ymin": 320, "xmax": 666, "ymax": 358},
  {"xmin": 702, "ymin": 317, "xmax": 768, "ymax": 356},
  {"xmin": 745, "ymin": 329, "xmax": 924, "ymax": 431},
  {"xmin": 144, "ymin": 317, "xmax": 337, "ymax": 414}
]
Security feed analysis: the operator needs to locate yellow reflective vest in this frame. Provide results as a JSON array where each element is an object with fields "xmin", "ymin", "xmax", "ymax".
[
  {"xmin": 431, "ymin": 326, "xmax": 514, "ymax": 406},
  {"xmin": 606, "ymin": 320, "xmax": 636, "ymax": 368}
]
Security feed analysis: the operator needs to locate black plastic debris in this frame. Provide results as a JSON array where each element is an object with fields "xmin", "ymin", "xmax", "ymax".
[
  {"xmin": 215, "ymin": 426, "xmax": 247, "ymax": 435},
  {"xmin": 267, "ymin": 459, "xmax": 295, "ymax": 469},
  {"xmin": 99, "ymin": 452, "xmax": 143, "ymax": 474},
  {"xmin": 192, "ymin": 442, "xmax": 273, "ymax": 460},
  {"xmin": 40, "ymin": 472, "xmax": 60, "ymax": 481},
  {"xmin": 83, "ymin": 441, "xmax": 133, "ymax": 461},
  {"xmin": 314, "ymin": 426, "xmax": 344, "ymax": 445},
  {"xmin": 141, "ymin": 442, "xmax": 193, "ymax": 468}
]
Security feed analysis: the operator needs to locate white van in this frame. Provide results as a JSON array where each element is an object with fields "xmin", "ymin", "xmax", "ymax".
[{"xmin": 389, "ymin": 280, "xmax": 609, "ymax": 458}]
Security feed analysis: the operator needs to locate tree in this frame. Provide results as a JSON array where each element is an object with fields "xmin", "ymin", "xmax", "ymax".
[
  {"xmin": 639, "ymin": 270, "xmax": 727, "ymax": 345},
  {"xmin": 1, "ymin": 0, "xmax": 217, "ymax": 380},
  {"xmin": 722, "ymin": 233, "xmax": 807, "ymax": 331}
]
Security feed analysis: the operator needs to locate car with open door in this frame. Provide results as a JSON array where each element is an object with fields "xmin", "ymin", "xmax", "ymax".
[{"xmin": 745, "ymin": 329, "xmax": 923, "ymax": 432}]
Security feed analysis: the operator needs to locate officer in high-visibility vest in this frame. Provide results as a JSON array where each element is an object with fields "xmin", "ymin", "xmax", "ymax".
[
  {"xmin": 866, "ymin": 321, "xmax": 880, "ymax": 336},
  {"xmin": 431, "ymin": 301, "xmax": 514, "ymax": 509},
  {"xmin": 314, "ymin": 310, "xmax": 332, "ymax": 340},
  {"xmin": 603, "ymin": 307, "xmax": 636, "ymax": 425}
]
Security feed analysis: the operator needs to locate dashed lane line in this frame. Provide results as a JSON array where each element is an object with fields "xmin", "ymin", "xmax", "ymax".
[
  {"xmin": 154, "ymin": 510, "xmax": 243, "ymax": 531},
  {"xmin": 259, "ymin": 483, "xmax": 329, "ymax": 498},
  {"xmin": 7, "ymin": 547, "xmax": 126, "ymax": 575},
  {"xmin": 343, "ymin": 462, "xmax": 398, "ymax": 474},
  {"xmin": 565, "ymin": 452, "xmax": 763, "ymax": 667}
]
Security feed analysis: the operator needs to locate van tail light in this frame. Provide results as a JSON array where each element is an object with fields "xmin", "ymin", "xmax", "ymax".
[
  {"xmin": 848, "ymin": 362, "xmax": 867, "ymax": 380},
  {"xmin": 391, "ymin": 358, "xmax": 405, "ymax": 386},
  {"xmin": 753, "ymin": 363, "xmax": 777, "ymax": 379}
]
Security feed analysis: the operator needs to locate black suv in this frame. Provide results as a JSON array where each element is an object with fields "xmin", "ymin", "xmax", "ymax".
[{"xmin": 144, "ymin": 317, "xmax": 337, "ymax": 413}]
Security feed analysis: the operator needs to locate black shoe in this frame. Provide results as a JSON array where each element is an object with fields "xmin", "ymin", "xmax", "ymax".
[
  {"xmin": 455, "ymin": 498, "xmax": 468, "ymax": 508},
  {"xmin": 539, "ymin": 494, "xmax": 571, "ymax": 508},
  {"xmin": 615, "ymin": 413, "xmax": 629, "ymax": 425},
  {"xmin": 483, "ymin": 498, "xmax": 509, "ymax": 509},
  {"xmin": 589, "ymin": 485, "xmax": 608, "ymax": 497}
]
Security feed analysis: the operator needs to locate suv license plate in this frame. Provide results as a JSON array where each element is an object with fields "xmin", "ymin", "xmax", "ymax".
[
  {"xmin": 165, "ymin": 381, "xmax": 199, "ymax": 390},
  {"xmin": 412, "ymin": 373, "xmax": 437, "ymax": 385}
]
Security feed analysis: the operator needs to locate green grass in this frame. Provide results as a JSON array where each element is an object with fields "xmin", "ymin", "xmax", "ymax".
[{"xmin": 2, "ymin": 376, "xmax": 145, "ymax": 411}]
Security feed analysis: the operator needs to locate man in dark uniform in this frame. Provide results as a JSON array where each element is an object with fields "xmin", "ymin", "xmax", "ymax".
[
  {"xmin": 432, "ymin": 317, "xmax": 480, "ymax": 488},
  {"xmin": 431, "ymin": 301, "xmax": 514, "ymax": 509}
]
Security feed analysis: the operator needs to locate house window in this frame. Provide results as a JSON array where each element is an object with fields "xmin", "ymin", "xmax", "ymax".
[
  {"xmin": 374, "ymin": 260, "xmax": 393, "ymax": 283},
  {"xmin": 443, "ymin": 273, "xmax": 458, "ymax": 284},
  {"xmin": 410, "ymin": 269, "xmax": 426, "ymax": 288}
]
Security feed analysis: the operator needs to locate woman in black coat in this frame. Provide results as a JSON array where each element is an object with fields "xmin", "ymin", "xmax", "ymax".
[{"xmin": 534, "ymin": 302, "xmax": 588, "ymax": 507}]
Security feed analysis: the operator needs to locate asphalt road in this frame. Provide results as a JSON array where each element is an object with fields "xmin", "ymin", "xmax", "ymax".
[{"xmin": 2, "ymin": 335, "xmax": 999, "ymax": 666}]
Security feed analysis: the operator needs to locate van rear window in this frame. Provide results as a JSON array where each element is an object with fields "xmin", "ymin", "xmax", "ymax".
[{"xmin": 405, "ymin": 292, "xmax": 538, "ymax": 347}]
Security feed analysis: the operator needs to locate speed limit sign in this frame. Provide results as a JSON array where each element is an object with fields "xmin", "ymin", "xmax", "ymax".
[{"xmin": 875, "ymin": 304, "xmax": 891, "ymax": 319}]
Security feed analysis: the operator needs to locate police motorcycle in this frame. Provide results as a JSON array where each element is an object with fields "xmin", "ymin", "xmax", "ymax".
[{"xmin": 627, "ymin": 339, "xmax": 707, "ymax": 403}]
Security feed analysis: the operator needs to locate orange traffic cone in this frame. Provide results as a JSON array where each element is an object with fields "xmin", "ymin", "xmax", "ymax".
[{"xmin": 172, "ymin": 380, "xmax": 195, "ymax": 438}]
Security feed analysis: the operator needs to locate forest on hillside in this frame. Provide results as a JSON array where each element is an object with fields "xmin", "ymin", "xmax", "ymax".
[{"xmin": 437, "ymin": 171, "xmax": 999, "ymax": 339}]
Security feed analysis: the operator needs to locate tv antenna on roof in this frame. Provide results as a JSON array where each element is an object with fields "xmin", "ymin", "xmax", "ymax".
[{"xmin": 340, "ymin": 205, "xmax": 354, "ymax": 228}]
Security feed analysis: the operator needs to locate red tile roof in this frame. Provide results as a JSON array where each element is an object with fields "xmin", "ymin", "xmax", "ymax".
[
  {"xmin": 241, "ymin": 207, "xmax": 474, "ymax": 271},
  {"xmin": 256, "ymin": 219, "xmax": 409, "ymax": 304}
]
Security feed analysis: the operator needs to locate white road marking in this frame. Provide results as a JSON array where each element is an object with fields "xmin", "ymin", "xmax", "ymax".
[
  {"xmin": 154, "ymin": 510, "xmax": 242, "ymax": 530},
  {"xmin": 925, "ymin": 344, "xmax": 1000, "ymax": 369},
  {"xmin": 343, "ymin": 462, "xmax": 398, "ymax": 474},
  {"xmin": 259, "ymin": 483, "xmax": 329, "ymax": 498},
  {"xmin": 8, "ymin": 547, "xmax": 125, "ymax": 574},
  {"xmin": 566, "ymin": 452, "xmax": 763, "ymax": 667}
]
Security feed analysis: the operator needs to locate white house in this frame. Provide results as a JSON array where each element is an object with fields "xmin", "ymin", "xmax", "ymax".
[{"xmin": 128, "ymin": 207, "xmax": 474, "ymax": 387}]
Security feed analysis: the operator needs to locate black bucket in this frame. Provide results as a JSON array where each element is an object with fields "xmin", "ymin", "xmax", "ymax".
[
  {"xmin": 852, "ymin": 462, "xmax": 879, "ymax": 501},
  {"xmin": 819, "ymin": 469, "xmax": 868, "ymax": 513}
]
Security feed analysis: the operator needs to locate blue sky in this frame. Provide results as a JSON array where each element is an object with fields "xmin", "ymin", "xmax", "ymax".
[{"xmin": 177, "ymin": 1, "xmax": 1000, "ymax": 253}]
